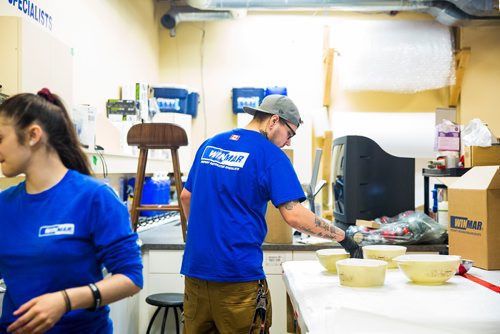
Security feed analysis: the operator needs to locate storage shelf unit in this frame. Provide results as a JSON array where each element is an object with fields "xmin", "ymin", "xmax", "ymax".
[{"xmin": 422, "ymin": 167, "xmax": 471, "ymax": 215}]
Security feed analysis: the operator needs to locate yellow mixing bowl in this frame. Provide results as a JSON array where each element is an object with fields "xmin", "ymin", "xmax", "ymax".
[
  {"xmin": 336, "ymin": 258, "xmax": 387, "ymax": 287},
  {"xmin": 316, "ymin": 249, "xmax": 350, "ymax": 273},
  {"xmin": 393, "ymin": 254, "xmax": 461, "ymax": 284},
  {"xmin": 362, "ymin": 245, "xmax": 407, "ymax": 269}
]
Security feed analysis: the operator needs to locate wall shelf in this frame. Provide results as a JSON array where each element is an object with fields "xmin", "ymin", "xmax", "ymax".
[
  {"xmin": 0, "ymin": 152, "xmax": 170, "ymax": 180},
  {"xmin": 86, "ymin": 151, "xmax": 171, "ymax": 175}
]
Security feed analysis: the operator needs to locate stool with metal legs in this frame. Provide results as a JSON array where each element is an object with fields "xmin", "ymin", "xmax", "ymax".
[
  {"xmin": 127, "ymin": 123, "xmax": 188, "ymax": 241},
  {"xmin": 145, "ymin": 293, "xmax": 184, "ymax": 334}
]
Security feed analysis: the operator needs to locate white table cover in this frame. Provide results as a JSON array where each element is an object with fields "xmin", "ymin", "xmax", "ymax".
[{"xmin": 282, "ymin": 261, "xmax": 500, "ymax": 334}]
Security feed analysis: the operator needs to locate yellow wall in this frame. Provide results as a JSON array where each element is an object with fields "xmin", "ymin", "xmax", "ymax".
[
  {"xmin": 1, "ymin": 3, "xmax": 498, "ymax": 166},
  {"xmin": 461, "ymin": 26, "xmax": 500, "ymax": 136},
  {"xmin": 159, "ymin": 12, "xmax": 452, "ymax": 183},
  {"xmin": 159, "ymin": 12, "xmax": 454, "ymax": 145},
  {"xmin": 159, "ymin": 11, "xmax": 500, "ymax": 160}
]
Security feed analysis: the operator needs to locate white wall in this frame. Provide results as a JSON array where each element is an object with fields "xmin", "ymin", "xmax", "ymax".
[
  {"xmin": 1, "ymin": 0, "xmax": 162, "ymax": 151},
  {"xmin": 159, "ymin": 14, "xmax": 328, "ymax": 181}
]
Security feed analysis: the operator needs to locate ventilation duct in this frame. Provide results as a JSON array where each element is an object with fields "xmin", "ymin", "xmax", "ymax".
[
  {"xmin": 185, "ymin": 0, "xmax": 500, "ymax": 26},
  {"xmin": 161, "ymin": 5, "xmax": 237, "ymax": 37},
  {"xmin": 187, "ymin": 0, "xmax": 428, "ymax": 11},
  {"xmin": 428, "ymin": 1, "xmax": 500, "ymax": 26}
]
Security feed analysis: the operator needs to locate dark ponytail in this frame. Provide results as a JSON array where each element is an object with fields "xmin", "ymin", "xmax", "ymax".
[{"xmin": 0, "ymin": 89, "xmax": 92, "ymax": 176}]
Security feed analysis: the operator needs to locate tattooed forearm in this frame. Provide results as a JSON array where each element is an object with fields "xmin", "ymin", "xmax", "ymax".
[
  {"xmin": 296, "ymin": 217, "xmax": 344, "ymax": 241},
  {"xmin": 313, "ymin": 216, "xmax": 344, "ymax": 241},
  {"xmin": 297, "ymin": 226, "xmax": 313, "ymax": 234},
  {"xmin": 279, "ymin": 200, "xmax": 345, "ymax": 242},
  {"xmin": 283, "ymin": 200, "xmax": 301, "ymax": 210}
]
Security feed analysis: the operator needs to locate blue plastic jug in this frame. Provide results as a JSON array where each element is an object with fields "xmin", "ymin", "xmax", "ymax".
[{"xmin": 127, "ymin": 177, "xmax": 171, "ymax": 216}]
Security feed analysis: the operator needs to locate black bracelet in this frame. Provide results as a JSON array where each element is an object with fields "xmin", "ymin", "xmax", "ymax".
[
  {"xmin": 88, "ymin": 283, "xmax": 102, "ymax": 311},
  {"xmin": 61, "ymin": 290, "xmax": 71, "ymax": 313}
]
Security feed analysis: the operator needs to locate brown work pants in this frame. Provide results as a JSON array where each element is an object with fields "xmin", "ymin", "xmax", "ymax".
[{"xmin": 183, "ymin": 276, "xmax": 272, "ymax": 334}]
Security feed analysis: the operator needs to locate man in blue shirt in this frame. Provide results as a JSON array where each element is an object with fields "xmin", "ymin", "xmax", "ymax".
[{"xmin": 180, "ymin": 95, "xmax": 360, "ymax": 334}]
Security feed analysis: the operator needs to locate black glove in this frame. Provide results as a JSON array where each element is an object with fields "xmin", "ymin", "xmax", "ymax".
[{"xmin": 339, "ymin": 235, "xmax": 363, "ymax": 259}]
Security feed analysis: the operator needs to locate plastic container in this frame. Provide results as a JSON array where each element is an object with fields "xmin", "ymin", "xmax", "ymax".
[
  {"xmin": 438, "ymin": 201, "xmax": 449, "ymax": 227},
  {"xmin": 432, "ymin": 184, "xmax": 446, "ymax": 214},
  {"xmin": 265, "ymin": 86, "xmax": 287, "ymax": 96},
  {"xmin": 231, "ymin": 87, "xmax": 265, "ymax": 114},
  {"xmin": 186, "ymin": 92, "xmax": 199, "ymax": 117},
  {"xmin": 127, "ymin": 176, "xmax": 170, "ymax": 216},
  {"xmin": 153, "ymin": 87, "xmax": 188, "ymax": 114}
]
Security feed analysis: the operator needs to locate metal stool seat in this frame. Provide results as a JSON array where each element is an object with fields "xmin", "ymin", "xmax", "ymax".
[{"xmin": 145, "ymin": 293, "xmax": 184, "ymax": 334}]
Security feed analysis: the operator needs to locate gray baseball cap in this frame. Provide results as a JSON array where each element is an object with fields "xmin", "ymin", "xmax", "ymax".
[{"xmin": 243, "ymin": 94, "xmax": 303, "ymax": 127}]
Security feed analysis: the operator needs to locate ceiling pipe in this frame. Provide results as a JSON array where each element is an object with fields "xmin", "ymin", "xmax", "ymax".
[
  {"xmin": 185, "ymin": 0, "xmax": 500, "ymax": 26},
  {"xmin": 445, "ymin": 0, "xmax": 500, "ymax": 17},
  {"xmin": 428, "ymin": 1, "xmax": 500, "ymax": 27},
  {"xmin": 186, "ymin": 0, "xmax": 428, "ymax": 11},
  {"xmin": 161, "ymin": 5, "xmax": 237, "ymax": 37}
]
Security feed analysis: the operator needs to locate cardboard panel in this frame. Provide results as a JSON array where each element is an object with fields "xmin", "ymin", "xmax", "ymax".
[
  {"xmin": 264, "ymin": 149, "xmax": 294, "ymax": 244},
  {"xmin": 448, "ymin": 166, "xmax": 500, "ymax": 269},
  {"xmin": 464, "ymin": 146, "xmax": 500, "ymax": 168}
]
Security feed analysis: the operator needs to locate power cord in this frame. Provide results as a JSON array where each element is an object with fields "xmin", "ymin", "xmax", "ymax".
[{"xmin": 94, "ymin": 145, "xmax": 108, "ymax": 178}]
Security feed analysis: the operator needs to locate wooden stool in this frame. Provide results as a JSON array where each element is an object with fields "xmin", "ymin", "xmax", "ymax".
[
  {"xmin": 127, "ymin": 123, "xmax": 188, "ymax": 241},
  {"xmin": 145, "ymin": 293, "xmax": 184, "ymax": 334}
]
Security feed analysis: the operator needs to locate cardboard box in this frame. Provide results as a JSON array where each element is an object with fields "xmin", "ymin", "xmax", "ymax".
[
  {"xmin": 265, "ymin": 149, "xmax": 293, "ymax": 244},
  {"xmin": 435, "ymin": 122, "xmax": 460, "ymax": 152},
  {"xmin": 448, "ymin": 166, "xmax": 500, "ymax": 269},
  {"xmin": 464, "ymin": 145, "xmax": 500, "ymax": 168},
  {"xmin": 356, "ymin": 219, "xmax": 381, "ymax": 229}
]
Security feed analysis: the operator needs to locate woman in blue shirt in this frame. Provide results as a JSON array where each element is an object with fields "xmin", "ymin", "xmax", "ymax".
[{"xmin": 0, "ymin": 89, "xmax": 143, "ymax": 334}]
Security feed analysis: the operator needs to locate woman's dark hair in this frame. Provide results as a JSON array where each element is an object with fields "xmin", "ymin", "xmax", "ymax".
[{"xmin": 0, "ymin": 90, "xmax": 92, "ymax": 176}]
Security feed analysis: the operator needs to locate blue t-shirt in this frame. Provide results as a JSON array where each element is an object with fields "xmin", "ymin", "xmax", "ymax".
[
  {"xmin": 181, "ymin": 128, "xmax": 305, "ymax": 282},
  {"xmin": 0, "ymin": 170, "xmax": 143, "ymax": 333}
]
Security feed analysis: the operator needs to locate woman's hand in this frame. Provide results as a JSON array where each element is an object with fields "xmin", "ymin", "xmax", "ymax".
[{"xmin": 7, "ymin": 291, "xmax": 66, "ymax": 334}]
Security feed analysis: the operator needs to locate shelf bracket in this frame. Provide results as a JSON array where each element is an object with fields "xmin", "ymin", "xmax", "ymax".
[
  {"xmin": 449, "ymin": 47, "xmax": 471, "ymax": 107},
  {"xmin": 322, "ymin": 25, "xmax": 335, "ymax": 108}
]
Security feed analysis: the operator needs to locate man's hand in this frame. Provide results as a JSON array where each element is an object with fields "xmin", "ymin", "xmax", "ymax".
[{"xmin": 7, "ymin": 291, "xmax": 66, "ymax": 334}]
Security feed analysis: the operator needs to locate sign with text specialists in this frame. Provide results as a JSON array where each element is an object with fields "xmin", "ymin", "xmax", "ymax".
[{"xmin": 4, "ymin": 0, "xmax": 53, "ymax": 30}]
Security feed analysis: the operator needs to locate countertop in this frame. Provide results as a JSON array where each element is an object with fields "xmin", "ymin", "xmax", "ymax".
[
  {"xmin": 283, "ymin": 261, "xmax": 500, "ymax": 334},
  {"xmin": 139, "ymin": 220, "xmax": 448, "ymax": 253}
]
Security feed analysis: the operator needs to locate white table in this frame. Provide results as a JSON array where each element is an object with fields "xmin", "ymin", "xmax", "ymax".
[{"xmin": 282, "ymin": 261, "xmax": 500, "ymax": 334}]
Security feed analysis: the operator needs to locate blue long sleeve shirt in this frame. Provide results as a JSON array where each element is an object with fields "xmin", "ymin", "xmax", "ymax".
[{"xmin": 0, "ymin": 170, "xmax": 143, "ymax": 333}]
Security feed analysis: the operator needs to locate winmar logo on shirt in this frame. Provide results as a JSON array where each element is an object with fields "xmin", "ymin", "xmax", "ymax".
[
  {"xmin": 201, "ymin": 146, "xmax": 249, "ymax": 169},
  {"xmin": 39, "ymin": 224, "xmax": 75, "ymax": 237}
]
